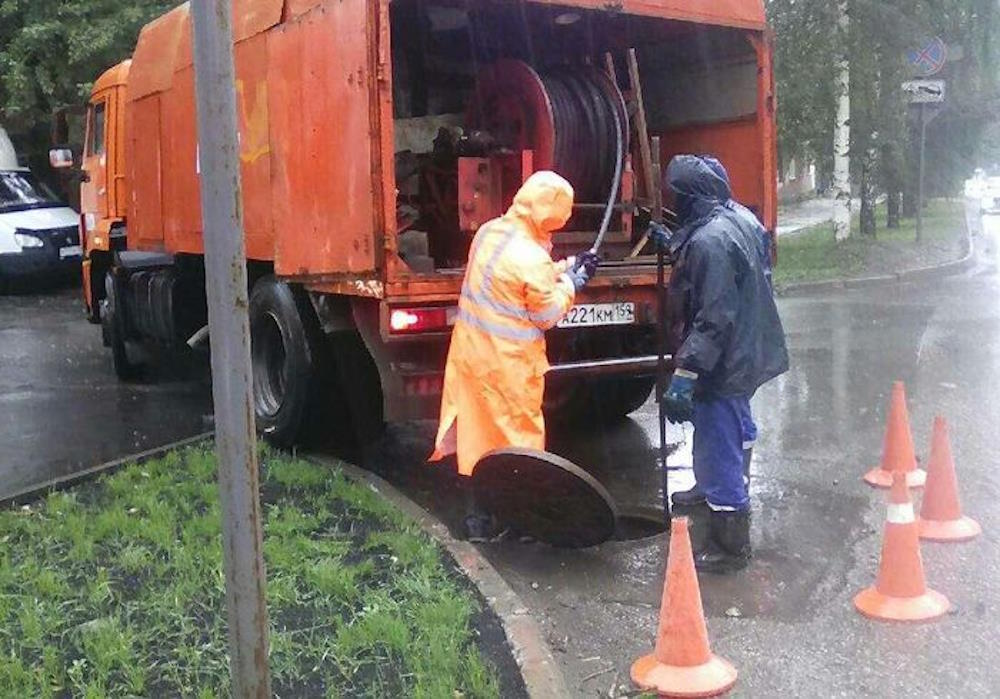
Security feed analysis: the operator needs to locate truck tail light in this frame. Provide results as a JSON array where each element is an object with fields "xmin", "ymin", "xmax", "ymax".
[{"xmin": 388, "ymin": 306, "xmax": 456, "ymax": 334}]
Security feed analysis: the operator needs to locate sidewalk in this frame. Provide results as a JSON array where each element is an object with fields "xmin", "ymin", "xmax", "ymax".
[{"xmin": 777, "ymin": 196, "xmax": 860, "ymax": 236}]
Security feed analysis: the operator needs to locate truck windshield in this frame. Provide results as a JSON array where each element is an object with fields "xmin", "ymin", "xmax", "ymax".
[{"xmin": 0, "ymin": 170, "xmax": 62, "ymax": 214}]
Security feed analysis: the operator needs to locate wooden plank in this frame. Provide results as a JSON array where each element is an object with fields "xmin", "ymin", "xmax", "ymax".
[{"xmin": 627, "ymin": 48, "xmax": 656, "ymax": 203}]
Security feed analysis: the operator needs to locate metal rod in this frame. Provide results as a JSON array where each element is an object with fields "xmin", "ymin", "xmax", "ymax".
[
  {"xmin": 190, "ymin": 2, "xmax": 271, "ymax": 696},
  {"xmin": 651, "ymin": 136, "xmax": 670, "ymax": 523},
  {"xmin": 916, "ymin": 102, "xmax": 926, "ymax": 242}
]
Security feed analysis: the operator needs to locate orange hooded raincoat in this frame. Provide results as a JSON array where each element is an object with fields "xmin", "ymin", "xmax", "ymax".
[{"xmin": 431, "ymin": 171, "xmax": 578, "ymax": 475}]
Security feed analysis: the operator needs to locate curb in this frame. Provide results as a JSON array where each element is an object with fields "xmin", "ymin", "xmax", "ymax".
[
  {"xmin": 776, "ymin": 222, "xmax": 975, "ymax": 297},
  {"xmin": 0, "ymin": 432, "xmax": 215, "ymax": 508},
  {"xmin": 308, "ymin": 454, "xmax": 571, "ymax": 699}
]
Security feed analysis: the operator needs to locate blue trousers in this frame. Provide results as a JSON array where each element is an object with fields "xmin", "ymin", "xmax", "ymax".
[{"xmin": 692, "ymin": 395, "xmax": 755, "ymax": 512}]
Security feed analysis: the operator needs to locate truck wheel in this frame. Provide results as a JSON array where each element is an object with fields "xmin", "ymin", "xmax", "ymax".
[
  {"xmin": 102, "ymin": 271, "xmax": 141, "ymax": 380},
  {"xmin": 545, "ymin": 375, "xmax": 655, "ymax": 425},
  {"xmin": 249, "ymin": 277, "xmax": 322, "ymax": 448},
  {"xmin": 85, "ymin": 253, "xmax": 109, "ymax": 324}
]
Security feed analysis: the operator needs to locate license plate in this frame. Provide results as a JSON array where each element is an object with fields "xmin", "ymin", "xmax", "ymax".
[
  {"xmin": 557, "ymin": 302, "xmax": 635, "ymax": 328},
  {"xmin": 59, "ymin": 245, "xmax": 82, "ymax": 259}
]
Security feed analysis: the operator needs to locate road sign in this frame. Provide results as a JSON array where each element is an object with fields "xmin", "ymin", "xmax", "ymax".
[
  {"xmin": 907, "ymin": 37, "xmax": 948, "ymax": 77},
  {"xmin": 902, "ymin": 79, "xmax": 946, "ymax": 104}
]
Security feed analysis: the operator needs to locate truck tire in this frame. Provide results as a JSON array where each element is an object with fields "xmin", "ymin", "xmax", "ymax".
[
  {"xmin": 249, "ymin": 276, "xmax": 324, "ymax": 448},
  {"xmin": 545, "ymin": 375, "xmax": 655, "ymax": 426},
  {"xmin": 85, "ymin": 252, "xmax": 110, "ymax": 324},
  {"xmin": 102, "ymin": 271, "xmax": 142, "ymax": 380}
]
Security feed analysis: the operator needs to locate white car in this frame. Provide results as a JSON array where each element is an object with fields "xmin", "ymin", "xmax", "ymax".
[
  {"xmin": 981, "ymin": 176, "xmax": 1000, "ymax": 214},
  {"xmin": 0, "ymin": 167, "xmax": 82, "ymax": 285}
]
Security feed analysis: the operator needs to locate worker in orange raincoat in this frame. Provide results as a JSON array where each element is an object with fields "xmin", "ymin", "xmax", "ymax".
[{"xmin": 430, "ymin": 171, "xmax": 599, "ymax": 540}]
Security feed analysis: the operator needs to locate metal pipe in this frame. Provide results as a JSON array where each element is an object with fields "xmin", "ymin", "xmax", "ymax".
[
  {"xmin": 186, "ymin": 324, "xmax": 210, "ymax": 348},
  {"xmin": 651, "ymin": 135, "xmax": 670, "ymax": 524},
  {"xmin": 190, "ymin": 2, "xmax": 271, "ymax": 696}
]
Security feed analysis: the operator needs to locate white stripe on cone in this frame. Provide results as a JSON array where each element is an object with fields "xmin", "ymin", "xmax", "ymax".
[{"xmin": 886, "ymin": 502, "xmax": 915, "ymax": 525}]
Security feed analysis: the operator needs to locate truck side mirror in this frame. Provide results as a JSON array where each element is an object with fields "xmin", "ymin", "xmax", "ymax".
[{"xmin": 49, "ymin": 148, "xmax": 74, "ymax": 169}]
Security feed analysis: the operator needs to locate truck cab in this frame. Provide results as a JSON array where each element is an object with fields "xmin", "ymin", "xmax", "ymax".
[{"xmin": 76, "ymin": 61, "xmax": 130, "ymax": 321}]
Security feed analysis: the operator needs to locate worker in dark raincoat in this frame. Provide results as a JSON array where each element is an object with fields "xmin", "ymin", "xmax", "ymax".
[{"xmin": 648, "ymin": 154, "xmax": 788, "ymax": 573}]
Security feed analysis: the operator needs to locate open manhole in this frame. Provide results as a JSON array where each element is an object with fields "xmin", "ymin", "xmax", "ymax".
[
  {"xmin": 614, "ymin": 506, "xmax": 670, "ymax": 541},
  {"xmin": 473, "ymin": 447, "xmax": 618, "ymax": 548}
]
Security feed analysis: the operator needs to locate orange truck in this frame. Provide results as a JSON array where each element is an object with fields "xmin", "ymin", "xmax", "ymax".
[{"xmin": 63, "ymin": 0, "xmax": 776, "ymax": 447}]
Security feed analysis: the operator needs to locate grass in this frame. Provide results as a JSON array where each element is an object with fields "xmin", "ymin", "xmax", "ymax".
[
  {"xmin": 0, "ymin": 446, "xmax": 501, "ymax": 698},
  {"xmin": 773, "ymin": 198, "xmax": 965, "ymax": 286}
]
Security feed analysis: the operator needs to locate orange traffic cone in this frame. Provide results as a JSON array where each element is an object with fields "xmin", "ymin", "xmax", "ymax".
[
  {"xmin": 918, "ymin": 417, "xmax": 981, "ymax": 542},
  {"xmin": 854, "ymin": 472, "xmax": 950, "ymax": 622},
  {"xmin": 863, "ymin": 381, "xmax": 927, "ymax": 489},
  {"xmin": 631, "ymin": 518, "xmax": 737, "ymax": 698}
]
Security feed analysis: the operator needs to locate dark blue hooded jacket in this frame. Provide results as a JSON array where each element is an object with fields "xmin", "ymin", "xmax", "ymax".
[{"xmin": 665, "ymin": 155, "xmax": 788, "ymax": 398}]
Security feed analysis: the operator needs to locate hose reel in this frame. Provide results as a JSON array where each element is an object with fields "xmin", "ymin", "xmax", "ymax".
[{"xmin": 465, "ymin": 59, "xmax": 629, "ymax": 218}]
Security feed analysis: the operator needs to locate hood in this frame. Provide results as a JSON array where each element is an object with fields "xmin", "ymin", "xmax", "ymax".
[
  {"xmin": 504, "ymin": 170, "xmax": 574, "ymax": 248},
  {"xmin": 0, "ymin": 205, "xmax": 79, "ymax": 235},
  {"xmin": 666, "ymin": 154, "xmax": 732, "ymax": 226}
]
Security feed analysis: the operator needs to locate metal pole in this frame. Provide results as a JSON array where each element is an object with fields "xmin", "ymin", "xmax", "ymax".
[
  {"xmin": 916, "ymin": 102, "xmax": 926, "ymax": 242},
  {"xmin": 190, "ymin": 2, "xmax": 271, "ymax": 697},
  {"xmin": 651, "ymin": 136, "xmax": 670, "ymax": 524}
]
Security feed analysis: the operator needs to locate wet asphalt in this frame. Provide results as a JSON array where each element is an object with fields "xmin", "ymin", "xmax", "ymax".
[
  {"xmin": 2, "ymin": 207, "xmax": 997, "ymax": 696},
  {"xmin": 366, "ymin": 205, "xmax": 1000, "ymax": 697},
  {"xmin": 0, "ymin": 283, "xmax": 212, "ymax": 500}
]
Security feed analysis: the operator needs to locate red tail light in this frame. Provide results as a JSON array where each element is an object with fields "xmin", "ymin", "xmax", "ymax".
[{"xmin": 388, "ymin": 306, "xmax": 456, "ymax": 334}]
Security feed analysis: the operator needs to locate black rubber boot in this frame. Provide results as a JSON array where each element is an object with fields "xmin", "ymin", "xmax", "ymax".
[
  {"xmin": 694, "ymin": 510, "xmax": 751, "ymax": 574},
  {"xmin": 743, "ymin": 447, "xmax": 753, "ymax": 486},
  {"xmin": 459, "ymin": 477, "xmax": 494, "ymax": 543},
  {"xmin": 671, "ymin": 484, "xmax": 707, "ymax": 507}
]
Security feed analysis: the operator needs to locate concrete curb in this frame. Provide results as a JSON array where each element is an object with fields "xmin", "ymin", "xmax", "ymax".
[
  {"xmin": 776, "ymin": 222, "xmax": 975, "ymax": 297},
  {"xmin": 308, "ymin": 454, "xmax": 570, "ymax": 699},
  {"xmin": 0, "ymin": 432, "xmax": 215, "ymax": 507}
]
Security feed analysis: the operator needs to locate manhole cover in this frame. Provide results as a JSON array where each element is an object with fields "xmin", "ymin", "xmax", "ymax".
[{"xmin": 472, "ymin": 447, "xmax": 618, "ymax": 548}]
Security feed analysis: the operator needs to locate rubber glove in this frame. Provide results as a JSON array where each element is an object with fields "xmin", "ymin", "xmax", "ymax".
[
  {"xmin": 561, "ymin": 263, "xmax": 594, "ymax": 291},
  {"xmin": 573, "ymin": 251, "xmax": 600, "ymax": 276},
  {"xmin": 662, "ymin": 368, "xmax": 697, "ymax": 423},
  {"xmin": 647, "ymin": 221, "xmax": 672, "ymax": 249}
]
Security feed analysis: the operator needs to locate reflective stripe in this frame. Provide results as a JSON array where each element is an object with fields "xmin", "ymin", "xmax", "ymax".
[
  {"xmin": 706, "ymin": 501, "xmax": 740, "ymax": 512},
  {"xmin": 529, "ymin": 300, "xmax": 567, "ymax": 326},
  {"xmin": 886, "ymin": 502, "xmax": 915, "ymax": 525},
  {"xmin": 461, "ymin": 226, "xmax": 532, "ymax": 323},
  {"xmin": 742, "ymin": 440, "xmax": 755, "ymax": 450},
  {"xmin": 456, "ymin": 307, "xmax": 543, "ymax": 342}
]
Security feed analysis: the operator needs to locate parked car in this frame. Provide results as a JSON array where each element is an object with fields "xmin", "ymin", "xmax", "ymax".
[
  {"xmin": 0, "ymin": 168, "xmax": 82, "ymax": 285},
  {"xmin": 0, "ymin": 128, "xmax": 81, "ymax": 288},
  {"xmin": 981, "ymin": 176, "xmax": 1000, "ymax": 214}
]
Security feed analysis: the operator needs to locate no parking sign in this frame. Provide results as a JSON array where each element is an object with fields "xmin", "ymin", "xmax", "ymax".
[{"xmin": 907, "ymin": 37, "xmax": 948, "ymax": 77}]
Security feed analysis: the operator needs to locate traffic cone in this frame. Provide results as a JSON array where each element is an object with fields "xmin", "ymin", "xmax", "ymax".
[
  {"xmin": 863, "ymin": 381, "xmax": 927, "ymax": 489},
  {"xmin": 631, "ymin": 518, "xmax": 737, "ymax": 698},
  {"xmin": 918, "ymin": 417, "xmax": 981, "ymax": 542},
  {"xmin": 854, "ymin": 472, "xmax": 950, "ymax": 622}
]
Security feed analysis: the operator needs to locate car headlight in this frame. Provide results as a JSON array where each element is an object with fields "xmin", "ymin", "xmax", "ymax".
[{"xmin": 13, "ymin": 232, "xmax": 44, "ymax": 249}]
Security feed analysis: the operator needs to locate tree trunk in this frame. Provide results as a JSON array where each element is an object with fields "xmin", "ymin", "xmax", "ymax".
[
  {"xmin": 902, "ymin": 134, "xmax": 917, "ymax": 218},
  {"xmin": 886, "ymin": 191, "xmax": 900, "ymax": 228},
  {"xmin": 832, "ymin": 0, "xmax": 852, "ymax": 240},
  {"xmin": 860, "ymin": 148, "xmax": 877, "ymax": 237}
]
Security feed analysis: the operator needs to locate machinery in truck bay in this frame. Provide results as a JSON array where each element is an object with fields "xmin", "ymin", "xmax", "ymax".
[{"xmin": 58, "ymin": 0, "xmax": 777, "ymax": 448}]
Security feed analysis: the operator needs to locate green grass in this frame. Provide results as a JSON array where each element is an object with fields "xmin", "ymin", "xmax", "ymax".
[
  {"xmin": 0, "ymin": 446, "xmax": 500, "ymax": 698},
  {"xmin": 773, "ymin": 198, "xmax": 965, "ymax": 286}
]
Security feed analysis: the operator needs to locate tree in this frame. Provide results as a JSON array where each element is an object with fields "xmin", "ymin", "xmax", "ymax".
[
  {"xmin": 770, "ymin": 0, "xmax": 999, "ymax": 238},
  {"xmin": 767, "ymin": 0, "xmax": 839, "ymax": 184},
  {"xmin": 0, "ymin": 0, "xmax": 172, "ymax": 176}
]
